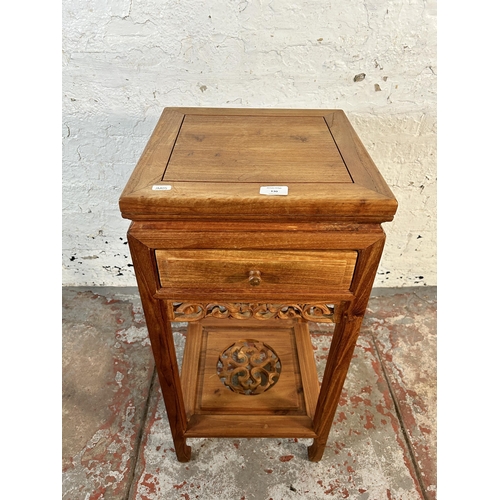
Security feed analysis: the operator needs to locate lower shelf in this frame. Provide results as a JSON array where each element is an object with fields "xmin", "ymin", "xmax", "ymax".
[
  {"xmin": 185, "ymin": 414, "xmax": 317, "ymax": 438},
  {"xmin": 180, "ymin": 318, "xmax": 320, "ymax": 439}
]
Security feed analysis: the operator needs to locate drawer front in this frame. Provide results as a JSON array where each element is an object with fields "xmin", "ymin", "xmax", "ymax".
[{"xmin": 155, "ymin": 250, "xmax": 357, "ymax": 291}]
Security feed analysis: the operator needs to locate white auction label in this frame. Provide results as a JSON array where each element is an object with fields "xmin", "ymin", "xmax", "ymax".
[
  {"xmin": 259, "ymin": 186, "xmax": 288, "ymax": 196},
  {"xmin": 152, "ymin": 185, "xmax": 172, "ymax": 191}
]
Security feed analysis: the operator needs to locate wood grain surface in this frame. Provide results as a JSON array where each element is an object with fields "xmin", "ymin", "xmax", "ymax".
[{"xmin": 119, "ymin": 108, "xmax": 397, "ymax": 222}]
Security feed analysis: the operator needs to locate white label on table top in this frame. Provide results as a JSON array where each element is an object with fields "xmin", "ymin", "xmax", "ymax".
[
  {"xmin": 152, "ymin": 185, "xmax": 172, "ymax": 190},
  {"xmin": 259, "ymin": 186, "xmax": 288, "ymax": 196}
]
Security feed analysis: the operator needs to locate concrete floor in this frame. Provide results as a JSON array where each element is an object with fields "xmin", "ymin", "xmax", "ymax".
[{"xmin": 62, "ymin": 287, "xmax": 436, "ymax": 500}]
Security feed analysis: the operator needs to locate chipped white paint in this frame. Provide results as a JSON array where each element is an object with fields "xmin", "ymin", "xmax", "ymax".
[
  {"xmin": 116, "ymin": 325, "xmax": 148, "ymax": 344},
  {"xmin": 115, "ymin": 370, "xmax": 124, "ymax": 388},
  {"xmin": 62, "ymin": 0, "xmax": 436, "ymax": 287},
  {"xmin": 62, "ymin": 404, "xmax": 137, "ymax": 499}
]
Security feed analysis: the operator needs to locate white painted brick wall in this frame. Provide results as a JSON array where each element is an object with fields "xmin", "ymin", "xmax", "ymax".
[{"xmin": 62, "ymin": 0, "xmax": 436, "ymax": 287}]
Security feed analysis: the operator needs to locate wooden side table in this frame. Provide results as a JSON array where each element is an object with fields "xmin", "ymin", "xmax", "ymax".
[{"xmin": 119, "ymin": 108, "xmax": 397, "ymax": 462}]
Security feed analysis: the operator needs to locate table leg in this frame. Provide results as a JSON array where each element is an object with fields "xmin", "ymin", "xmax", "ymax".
[
  {"xmin": 308, "ymin": 235, "xmax": 385, "ymax": 462},
  {"xmin": 308, "ymin": 310, "xmax": 363, "ymax": 462},
  {"xmin": 128, "ymin": 230, "xmax": 191, "ymax": 462}
]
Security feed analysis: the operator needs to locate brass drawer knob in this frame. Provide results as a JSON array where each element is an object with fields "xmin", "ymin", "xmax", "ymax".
[{"xmin": 248, "ymin": 270, "xmax": 261, "ymax": 286}]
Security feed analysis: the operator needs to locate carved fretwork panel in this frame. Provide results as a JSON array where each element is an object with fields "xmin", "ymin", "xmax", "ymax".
[
  {"xmin": 217, "ymin": 339, "xmax": 282, "ymax": 395},
  {"xmin": 168, "ymin": 302, "xmax": 338, "ymax": 323}
]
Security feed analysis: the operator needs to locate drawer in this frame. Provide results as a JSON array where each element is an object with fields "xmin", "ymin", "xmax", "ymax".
[{"xmin": 155, "ymin": 250, "xmax": 357, "ymax": 291}]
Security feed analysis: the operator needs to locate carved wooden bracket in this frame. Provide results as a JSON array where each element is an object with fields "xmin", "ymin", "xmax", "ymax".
[{"xmin": 168, "ymin": 302, "xmax": 337, "ymax": 323}]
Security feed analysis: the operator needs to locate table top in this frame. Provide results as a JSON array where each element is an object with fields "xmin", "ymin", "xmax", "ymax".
[{"xmin": 119, "ymin": 108, "xmax": 397, "ymax": 223}]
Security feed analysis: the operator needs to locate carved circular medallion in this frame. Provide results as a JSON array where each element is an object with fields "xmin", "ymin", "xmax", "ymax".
[{"xmin": 217, "ymin": 339, "xmax": 282, "ymax": 395}]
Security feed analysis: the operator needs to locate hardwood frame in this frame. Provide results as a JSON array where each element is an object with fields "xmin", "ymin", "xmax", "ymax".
[
  {"xmin": 127, "ymin": 221, "xmax": 386, "ymax": 462},
  {"xmin": 120, "ymin": 107, "xmax": 397, "ymax": 462}
]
